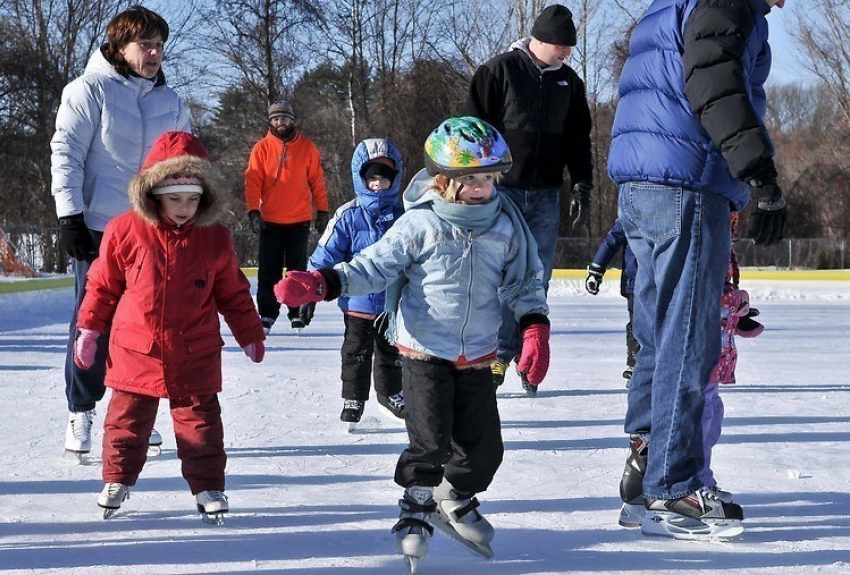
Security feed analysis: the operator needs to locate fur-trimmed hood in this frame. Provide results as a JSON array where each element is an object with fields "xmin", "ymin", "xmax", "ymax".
[{"xmin": 128, "ymin": 154, "xmax": 228, "ymax": 228}]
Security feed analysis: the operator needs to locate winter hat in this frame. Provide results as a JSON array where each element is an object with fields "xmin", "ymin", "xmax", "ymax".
[
  {"xmin": 142, "ymin": 132, "xmax": 209, "ymax": 195},
  {"xmin": 268, "ymin": 100, "xmax": 296, "ymax": 121},
  {"xmin": 151, "ymin": 175, "xmax": 204, "ymax": 195},
  {"xmin": 360, "ymin": 158, "xmax": 398, "ymax": 182},
  {"xmin": 531, "ymin": 4, "xmax": 577, "ymax": 47}
]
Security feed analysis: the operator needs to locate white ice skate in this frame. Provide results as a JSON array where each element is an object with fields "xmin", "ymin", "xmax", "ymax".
[
  {"xmin": 98, "ymin": 482, "xmax": 129, "ymax": 519},
  {"xmin": 641, "ymin": 488, "xmax": 744, "ymax": 541},
  {"xmin": 196, "ymin": 490, "xmax": 228, "ymax": 525},
  {"xmin": 431, "ymin": 481, "xmax": 494, "ymax": 559},
  {"xmin": 148, "ymin": 428, "xmax": 163, "ymax": 456},
  {"xmin": 64, "ymin": 410, "xmax": 94, "ymax": 464},
  {"xmin": 392, "ymin": 486, "xmax": 436, "ymax": 574}
]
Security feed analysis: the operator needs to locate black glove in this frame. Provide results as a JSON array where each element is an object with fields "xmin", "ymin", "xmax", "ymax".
[
  {"xmin": 585, "ymin": 262, "xmax": 604, "ymax": 295},
  {"xmin": 569, "ymin": 182, "xmax": 592, "ymax": 229},
  {"xmin": 248, "ymin": 210, "xmax": 265, "ymax": 234},
  {"xmin": 314, "ymin": 211, "xmax": 329, "ymax": 233},
  {"xmin": 299, "ymin": 302, "xmax": 316, "ymax": 326},
  {"xmin": 58, "ymin": 214, "xmax": 96, "ymax": 262},
  {"xmin": 746, "ymin": 181, "xmax": 787, "ymax": 246}
]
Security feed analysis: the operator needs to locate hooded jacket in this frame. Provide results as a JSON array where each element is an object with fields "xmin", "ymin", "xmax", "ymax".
[
  {"xmin": 244, "ymin": 130, "xmax": 329, "ymax": 224},
  {"xmin": 608, "ymin": 0, "xmax": 775, "ymax": 209},
  {"xmin": 332, "ymin": 171, "xmax": 548, "ymax": 362},
  {"xmin": 77, "ymin": 134, "xmax": 264, "ymax": 399},
  {"xmin": 51, "ymin": 46, "xmax": 191, "ymax": 231},
  {"xmin": 466, "ymin": 38, "xmax": 593, "ymax": 190},
  {"xmin": 308, "ymin": 139, "xmax": 404, "ymax": 317}
]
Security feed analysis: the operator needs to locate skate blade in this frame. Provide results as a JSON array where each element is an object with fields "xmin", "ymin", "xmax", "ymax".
[
  {"xmin": 430, "ymin": 514, "xmax": 494, "ymax": 559},
  {"xmin": 618, "ymin": 502, "xmax": 645, "ymax": 528},
  {"xmin": 64, "ymin": 449, "xmax": 89, "ymax": 465},
  {"xmin": 641, "ymin": 511, "xmax": 743, "ymax": 541},
  {"xmin": 346, "ymin": 422, "xmax": 358, "ymax": 433},
  {"xmin": 201, "ymin": 512, "xmax": 226, "ymax": 525},
  {"xmin": 101, "ymin": 507, "xmax": 120, "ymax": 520},
  {"xmin": 404, "ymin": 555, "xmax": 419, "ymax": 574}
]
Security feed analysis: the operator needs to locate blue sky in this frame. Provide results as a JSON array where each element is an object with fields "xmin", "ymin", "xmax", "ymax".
[{"xmin": 768, "ymin": 5, "xmax": 816, "ymax": 86}]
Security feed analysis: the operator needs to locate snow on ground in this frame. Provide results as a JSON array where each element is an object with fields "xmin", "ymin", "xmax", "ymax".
[{"xmin": 0, "ymin": 278, "xmax": 848, "ymax": 575}]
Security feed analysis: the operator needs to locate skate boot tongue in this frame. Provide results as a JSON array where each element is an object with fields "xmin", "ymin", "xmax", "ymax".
[{"xmin": 393, "ymin": 486, "xmax": 436, "ymax": 567}]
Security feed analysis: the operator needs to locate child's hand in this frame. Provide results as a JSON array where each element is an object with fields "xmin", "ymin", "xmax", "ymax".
[
  {"xmin": 517, "ymin": 322, "xmax": 550, "ymax": 385},
  {"xmin": 274, "ymin": 271, "xmax": 326, "ymax": 306},
  {"xmin": 73, "ymin": 329, "xmax": 101, "ymax": 370},
  {"xmin": 243, "ymin": 341, "xmax": 265, "ymax": 363}
]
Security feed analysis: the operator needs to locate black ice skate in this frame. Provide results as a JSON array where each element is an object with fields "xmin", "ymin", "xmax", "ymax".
[
  {"xmin": 618, "ymin": 432, "xmax": 648, "ymax": 528},
  {"xmin": 196, "ymin": 490, "xmax": 229, "ymax": 525},
  {"xmin": 431, "ymin": 481, "xmax": 494, "ymax": 559},
  {"xmin": 377, "ymin": 391, "xmax": 405, "ymax": 419},
  {"xmin": 642, "ymin": 488, "xmax": 744, "ymax": 541},
  {"xmin": 340, "ymin": 399, "xmax": 365, "ymax": 432},
  {"xmin": 392, "ymin": 486, "xmax": 436, "ymax": 574}
]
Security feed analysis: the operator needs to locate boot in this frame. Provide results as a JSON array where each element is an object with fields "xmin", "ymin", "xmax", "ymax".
[
  {"xmin": 619, "ymin": 432, "xmax": 648, "ymax": 527},
  {"xmin": 433, "ymin": 481, "xmax": 494, "ymax": 546},
  {"xmin": 392, "ymin": 486, "xmax": 436, "ymax": 560}
]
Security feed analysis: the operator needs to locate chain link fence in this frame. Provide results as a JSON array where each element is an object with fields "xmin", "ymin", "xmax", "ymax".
[{"xmin": 2, "ymin": 223, "xmax": 848, "ymax": 275}]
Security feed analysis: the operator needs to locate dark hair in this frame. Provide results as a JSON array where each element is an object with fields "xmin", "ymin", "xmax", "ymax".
[{"xmin": 103, "ymin": 5, "xmax": 169, "ymax": 76}]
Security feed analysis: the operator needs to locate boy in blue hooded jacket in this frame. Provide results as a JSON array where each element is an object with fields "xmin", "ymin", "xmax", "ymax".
[{"xmin": 308, "ymin": 138, "xmax": 405, "ymax": 424}]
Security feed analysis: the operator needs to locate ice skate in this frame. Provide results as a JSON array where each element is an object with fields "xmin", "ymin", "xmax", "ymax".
[
  {"xmin": 623, "ymin": 365, "xmax": 633, "ymax": 386},
  {"xmin": 641, "ymin": 487, "xmax": 744, "ymax": 541},
  {"xmin": 196, "ymin": 490, "xmax": 229, "ymax": 525},
  {"xmin": 290, "ymin": 318, "xmax": 305, "ymax": 334},
  {"xmin": 147, "ymin": 428, "xmax": 163, "ymax": 456},
  {"xmin": 261, "ymin": 317, "xmax": 274, "ymax": 336},
  {"xmin": 517, "ymin": 366, "xmax": 538, "ymax": 396},
  {"xmin": 64, "ymin": 410, "xmax": 94, "ymax": 464},
  {"xmin": 431, "ymin": 481, "xmax": 494, "ymax": 558},
  {"xmin": 392, "ymin": 486, "xmax": 436, "ymax": 574},
  {"xmin": 618, "ymin": 432, "xmax": 648, "ymax": 528},
  {"xmin": 340, "ymin": 399, "xmax": 364, "ymax": 432},
  {"xmin": 705, "ymin": 484, "xmax": 734, "ymax": 503},
  {"xmin": 377, "ymin": 391, "xmax": 405, "ymax": 419},
  {"xmin": 98, "ymin": 482, "xmax": 129, "ymax": 519},
  {"xmin": 490, "ymin": 360, "xmax": 509, "ymax": 388}
]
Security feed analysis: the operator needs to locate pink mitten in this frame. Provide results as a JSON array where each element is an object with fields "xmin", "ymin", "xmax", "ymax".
[
  {"xmin": 74, "ymin": 329, "xmax": 101, "ymax": 370},
  {"xmin": 516, "ymin": 323, "xmax": 550, "ymax": 386},
  {"xmin": 243, "ymin": 341, "xmax": 265, "ymax": 363},
  {"xmin": 735, "ymin": 307, "xmax": 764, "ymax": 338},
  {"xmin": 274, "ymin": 270, "xmax": 326, "ymax": 307}
]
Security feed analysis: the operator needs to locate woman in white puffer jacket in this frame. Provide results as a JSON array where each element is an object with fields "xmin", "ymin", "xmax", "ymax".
[{"xmin": 50, "ymin": 5, "xmax": 191, "ymax": 461}]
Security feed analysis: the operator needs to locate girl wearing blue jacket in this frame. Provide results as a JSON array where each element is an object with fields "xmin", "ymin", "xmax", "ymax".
[
  {"xmin": 274, "ymin": 118, "xmax": 549, "ymax": 565},
  {"xmin": 308, "ymin": 138, "xmax": 405, "ymax": 424}
]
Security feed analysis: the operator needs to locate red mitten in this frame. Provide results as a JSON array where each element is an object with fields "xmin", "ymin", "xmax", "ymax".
[
  {"xmin": 73, "ymin": 329, "xmax": 101, "ymax": 370},
  {"xmin": 243, "ymin": 341, "xmax": 265, "ymax": 363},
  {"xmin": 274, "ymin": 270, "xmax": 326, "ymax": 307},
  {"xmin": 517, "ymin": 323, "xmax": 550, "ymax": 386}
]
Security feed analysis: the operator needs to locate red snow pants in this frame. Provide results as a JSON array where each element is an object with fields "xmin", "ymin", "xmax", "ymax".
[{"xmin": 102, "ymin": 390, "xmax": 226, "ymax": 494}]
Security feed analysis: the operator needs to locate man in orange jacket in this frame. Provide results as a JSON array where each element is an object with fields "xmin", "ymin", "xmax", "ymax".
[{"xmin": 245, "ymin": 100, "xmax": 329, "ymax": 334}]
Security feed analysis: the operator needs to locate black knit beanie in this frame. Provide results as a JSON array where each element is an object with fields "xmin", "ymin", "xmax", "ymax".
[{"xmin": 531, "ymin": 4, "xmax": 577, "ymax": 46}]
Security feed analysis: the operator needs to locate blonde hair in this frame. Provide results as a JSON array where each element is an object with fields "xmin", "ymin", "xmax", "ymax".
[{"xmin": 428, "ymin": 172, "xmax": 502, "ymax": 204}]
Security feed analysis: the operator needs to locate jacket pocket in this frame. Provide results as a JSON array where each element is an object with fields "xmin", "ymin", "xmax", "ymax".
[
  {"xmin": 185, "ymin": 332, "xmax": 224, "ymax": 354},
  {"xmin": 111, "ymin": 328, "xmax": 155, "ymax": 354}
]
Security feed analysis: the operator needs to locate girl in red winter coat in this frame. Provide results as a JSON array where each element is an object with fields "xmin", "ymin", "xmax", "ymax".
[{"xmin": 74, "ymin": 131, "xmax": 265, "ymax": 524}]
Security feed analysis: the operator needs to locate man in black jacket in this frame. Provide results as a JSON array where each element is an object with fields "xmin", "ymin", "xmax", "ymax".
[{"xmin": 467, "ymin": 4, "xmax": 593, "ymax": 392}]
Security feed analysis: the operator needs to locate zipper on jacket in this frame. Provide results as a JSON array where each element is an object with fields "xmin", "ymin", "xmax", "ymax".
[
  {"xmin": 532, "ymin": 72, "xmax": 543, "ymax": 186},
  {"xmin": 459, "ymin": 229, "xmax": 475, "ymax": 356}
]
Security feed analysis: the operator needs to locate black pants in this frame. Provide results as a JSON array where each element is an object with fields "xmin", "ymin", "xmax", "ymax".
[
  {"xmin": 341, "ymin": 314, "xmax": 402, "ymax": 401},
  {"xmin": 394, "ymin": 356, "xmax": 504, "ymax": 496},
  {"xmin": 625, "ymin": 293, "xmax": 640, "ymax": 367},
  {"xmin": 256, "ymin": 221, "xmax": 310, "ymax": 322}
]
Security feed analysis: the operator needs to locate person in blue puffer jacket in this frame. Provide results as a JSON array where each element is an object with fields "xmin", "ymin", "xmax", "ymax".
[
  {"xmin": 607, "ymin": 0, "xmax": 789, "ymax": 540},
  {"xmin": 308, "ymin": 138, "xmax": 405, "ymax": 425}
]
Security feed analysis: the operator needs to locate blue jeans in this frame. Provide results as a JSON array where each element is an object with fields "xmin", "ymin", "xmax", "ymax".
[
  {"xmin": 496, "ymin": 186, "xmax": 559, "ymax": 362},
  {"xmin": 65, "ymin": 231, "xmax": 108, "ymax": 413},
  {"xmin": 618, "ymin": 182, "xmax": 730, "ymax": 500}
]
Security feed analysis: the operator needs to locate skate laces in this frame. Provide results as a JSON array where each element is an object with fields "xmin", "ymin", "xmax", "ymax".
[
  {"xmin": 72, "ymin": 410, "xmax": 94, "ymax": 442},
  {"xmin": 387, "ymin": 392, "xmax": 404, "ymax": 409},
  {"xmin": 198, "ymin": 490, "xmax": 228, "ymax": 505},
  {"xmin": 344, "ymin": 399, "xmax": 363, "ymax": 410}
]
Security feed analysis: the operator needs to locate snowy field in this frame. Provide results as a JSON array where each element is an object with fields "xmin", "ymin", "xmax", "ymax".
[{"xmin": 0, "ymin": 277, "xmax": 848, "ymax": 575}]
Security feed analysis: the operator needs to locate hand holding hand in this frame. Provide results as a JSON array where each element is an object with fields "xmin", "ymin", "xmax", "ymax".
[
  {"xmin": 517, "ymin": 322, "xmax": 550, "ymax": 386},
  {"xmin": 569, "ymin": 182, "xmax": 592, "ymax": 229},
  {"xmin": 274, "ymin": 270, "xmax": 326, "ymax": 307},
  {"xmin": 243, "ymin": 340, "xmax": 265, "ymax": 363},
  {"xmin": 585, "ymin": 263, "xmax": 604, "ymax": 295},
  {"xmin": 73, "ymin": 329, "xmax": 101, "ymax": 370}
]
